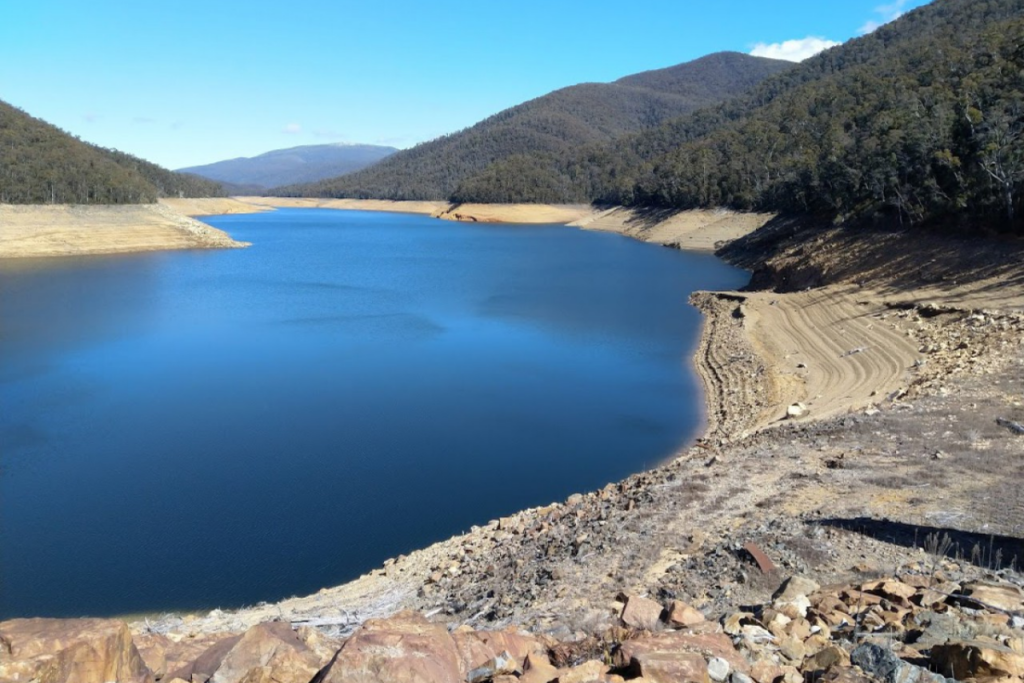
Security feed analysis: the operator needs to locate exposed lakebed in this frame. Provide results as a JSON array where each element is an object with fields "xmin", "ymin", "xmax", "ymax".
[{"xmin": 0, "ymin": 209, "xmax": 748, "ymax": 618}]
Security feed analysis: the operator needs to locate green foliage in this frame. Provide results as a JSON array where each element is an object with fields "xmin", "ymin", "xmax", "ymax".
[
  {"xmin": 278, "ymin": 52, "xmax": 793, "ymax": 200},
  {"xmin": 0, "ymin": 100, "xmax": 225, "ymax": 204},
  {"xmin": 460, "ymin": 0, "xmax": 1024, "ymax": 232}
]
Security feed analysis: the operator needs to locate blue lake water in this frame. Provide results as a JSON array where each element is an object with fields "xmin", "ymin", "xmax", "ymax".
[{"xmin": 0, "ymin": 209, "xmax": 748, "ymax": 618}]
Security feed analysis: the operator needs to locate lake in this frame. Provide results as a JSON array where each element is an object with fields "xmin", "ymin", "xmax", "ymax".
[{"xmin": 0, "ymin": 209, "xmax": 748, "ymax": 619}]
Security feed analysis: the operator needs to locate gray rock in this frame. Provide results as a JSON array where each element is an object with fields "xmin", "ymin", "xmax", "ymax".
[
  {"xmin": 851, "ymin": 643, "xmax": 956, "ymax": 683},
  {"xmin": 708, "ymin": 656, "xmax": 731, "ymax": 682}
]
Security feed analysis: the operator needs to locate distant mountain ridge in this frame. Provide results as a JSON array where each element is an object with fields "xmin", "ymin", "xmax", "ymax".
[
  {"xmin": 278, "ymin": 52, "xmax": 794, "ymax": 200},
  {"xmin": 179, "ymin": 143, "xmax": 397, "ymax": 190}
]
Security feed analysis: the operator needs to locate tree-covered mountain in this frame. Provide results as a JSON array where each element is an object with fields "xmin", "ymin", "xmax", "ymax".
[
  {"xmin": 456, "ymin": 0, "xmax": 1024, "ymax": 232},
  {"xmin": 0, "ymin": 99, "xmax": 224, "ymax": 204},
  {"xmin": 179, "ymin": 143, "xmax": 397, "ymax": 190},
  {"xmin": 278, "ymin": 52, "xmax": 793, "ymax": 200}
]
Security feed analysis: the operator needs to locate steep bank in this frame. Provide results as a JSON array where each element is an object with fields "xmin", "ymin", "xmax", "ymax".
[{"xmin": 0, "ymin": 203, "xmax": 247, "ymax": 259}]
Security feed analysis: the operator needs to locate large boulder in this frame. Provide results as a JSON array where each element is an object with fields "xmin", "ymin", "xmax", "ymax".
[
  {"xmin": 317, "ymin": 611, "xmax": 463, "ymax": 683},
  {"xmin": 207, "ymin": 621, "xmax": 324, "ymax": 683},
  {"xmin": 165, "ymin": 634, "xmax": 243, "ymax": 682},
  {"xmin": 0, "ymin": 618, "xmax": 153, "ymax": 683},
  {"xmin": 133, "ymin": 631, "xmax": 235, "ymax": 680}
]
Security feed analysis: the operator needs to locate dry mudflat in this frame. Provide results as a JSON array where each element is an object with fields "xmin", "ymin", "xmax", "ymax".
[{"xmin": 0, "ymin": 203, "xmax": 246, "ymax": 258}]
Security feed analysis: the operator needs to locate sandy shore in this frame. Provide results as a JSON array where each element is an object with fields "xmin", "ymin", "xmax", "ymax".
[
  {"xmin": 0, "ymin": 198, "xmax": 774, "ymax": 259},
  {"xmin": 0, "ymin": 203, "xmax": 247, "ymax": 259}
]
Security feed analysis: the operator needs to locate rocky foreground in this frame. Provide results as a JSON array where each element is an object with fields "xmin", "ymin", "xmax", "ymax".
[
  {"xmin": 4, "ymin": 214, "xmax": 1024, "ymax": 682},
  {"xmin": 4, "ymin": 570, "xmax": 1024, "ymax": 683}
]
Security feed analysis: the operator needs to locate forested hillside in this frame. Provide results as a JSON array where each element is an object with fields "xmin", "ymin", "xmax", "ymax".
[
  {"xmin": 457, "ymin": 0, "xmax": 1024, "ymax": 232},
  {"xmin": 0, "ymin": 100, "xmax": 224, "ymax": 204},
  {"xmin": 278, "ymin": 52, "xmax": 792, "ymax": 200},
  {"xmin": 179, "ymin": 143, "xmax": 397, "ymax": 189}
]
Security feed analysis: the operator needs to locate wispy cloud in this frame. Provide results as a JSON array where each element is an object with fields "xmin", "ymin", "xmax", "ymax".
[
  {"xmin": 312, "ymin": 128, "xmax": 346, "ymax": 140},
  {"xmin": 859, "ymin": 0, "xmax": 908, "ymax": 34},
  {"xmin": 282, "ymin": 122, "xmax": 303, "ymax": 134},
  {"xmin": 750, "ymin": 36, "xmax": 840, "ymax": 62}
]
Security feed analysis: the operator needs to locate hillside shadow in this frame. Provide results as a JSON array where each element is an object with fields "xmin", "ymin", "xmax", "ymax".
[{"xmin": 813, "ymin": 517, "xmax": 1024, "ymax": 571}]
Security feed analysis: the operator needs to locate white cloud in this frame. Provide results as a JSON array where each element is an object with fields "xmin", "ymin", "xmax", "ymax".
[
  {"xmin": 282, "ymin": 123, "xmax": 303, "ymax": 134},
  {"xmin": 859, "ymin": 0, "xmax": 909, "ymax": 34},
  {"xmin": 750, "ymin": 36, "xmax": 841, "ymax": 62}
]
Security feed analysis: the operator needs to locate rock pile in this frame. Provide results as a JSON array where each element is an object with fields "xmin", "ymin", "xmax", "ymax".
[{"xmin": 3, "ymin": 572, "xmax": 1022, "ymax": 683}]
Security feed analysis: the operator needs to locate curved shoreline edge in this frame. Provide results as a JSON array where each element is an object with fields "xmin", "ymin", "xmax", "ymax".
[{"xmin": 6, "ymin": 198, "xmax": 1024, "ymax": 647}]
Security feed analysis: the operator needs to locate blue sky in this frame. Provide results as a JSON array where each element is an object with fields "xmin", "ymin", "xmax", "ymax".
[{"xmin": 0, "ymin": 0, "xmax": 928, "ymax": 169}]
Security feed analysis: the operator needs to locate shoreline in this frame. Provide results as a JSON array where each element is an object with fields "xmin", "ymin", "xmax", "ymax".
[
  {"xmin": 5, "ymin": 205, "xmax": 1024, "ymax": 652},
  {"xmin": 121, "ymin": 214, "xmax": 1024, "ymax": 639},
  {"xmin": 0, "ymin": 197, "xmax": 772, "ymax": 260},
  {"xmin": 0, "ymin": 202, "xmax": 247, "ymax": 260}
]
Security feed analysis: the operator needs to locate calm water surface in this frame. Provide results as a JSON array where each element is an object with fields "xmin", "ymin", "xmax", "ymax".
[{"xmin": 0, "ymin": 209, "xmax": 748, "ymax": 618}]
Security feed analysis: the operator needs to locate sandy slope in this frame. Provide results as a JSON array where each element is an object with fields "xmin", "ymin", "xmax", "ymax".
[
  {"xmin": 231, "ymin": 196, "xmax": 450, "ymax": 216},
  {"xmin": 158, "ymin": 197, "xmax": 273, "ymax": 216},
  {"xmin": 573, "ymin": 207, "xmax": 774, "ymax": 251},
  {"xmin": 737, "ymin": 287, "xmax": 921, "ymax": 429},
  {"xmin": 0, "ymin": 203, "xmax": 247, "ymax": 258},
  {"xmin": 438, "ymin": 203, "xmax": 599, "ymax": 224}
]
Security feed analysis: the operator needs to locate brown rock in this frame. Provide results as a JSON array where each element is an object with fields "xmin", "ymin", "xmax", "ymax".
[
  {"xmin": 166, "ymin": 634, "xmax": 242, "ymax": 682},
  {"xmin": 802, "ymin": 634, "xmax": 831, "ymax": 657},
  {"xmin": 318, "ymin": 610, "xmax": 462, "ymax": 683},
  {"xmin": 0, "ymin": 618, "xmax": 153, "ymax": 683},
  {"xmin": 624, "ymin": 650, "xmax": 708, "ymax": 683},
  {"xmin": 819, "ymin": 666, "xmax": 873, "ymax": 683},
  {"xmin": 804, "ymin": 645, "xmax": 851, "ymax": 672},
  {"xmin": 750, "ymin": 660, "xmax": 785, "ymax": 683},
  {"xmin": 961, "ymin": 582, "xmax": 1024, "ymax": 612},
  {"xmin": 452, "ymin": 627, "xmax": 545, "ymax": 673},
  {"xmin": 559, "ymin": 659, "xmax": 609, "ymax": 683},
  {"xmin": 839, "ymin": 589, "xmax": 884, "ymax": 609},
  {"xmin": 667, "ymin": 601, "xmax": 706, "ymax": 628},
  {"xmin": 208, "ymin": 622, "xmax": 321, "ymax": 683},
  {"xmin": 520, "ymin": 652, "xmax": 558, "ymax": 683},
  {"xmin": 777, "ymin": 636, "xmax": 806, "ymax": 663},
  {"xmin": 622, "ymin": 595, "xmax": 665, "ymax": 631},
  {"xmin": 619, "ymin": 632, "xmax": 748, "ymax": 676},
  {"xmin": 772, "ymin": 576, "xmax": 819, "ymax": 619},
  {"xmin": 467, "ymin": 651, "xmax": 519, "ymax": 683},
  {"xmin": 931, "ymin": 640, "xmax": 1024, "ymax": 679},
  {"xmin": 134, "ymin": 632, "xmax": 232, "ymax": 680},
  {"xmin": 295, "ymin": 626, "xmax": 342, "ymax": 664},
  {"xmin": 722, "ymin": 612, "xmax": 757, "ymax": 636},
  {"xmin": 862, "ymin": 580, "xmax": 917, "ymax": 602}
]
